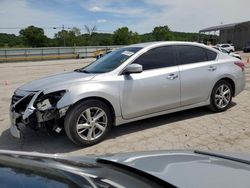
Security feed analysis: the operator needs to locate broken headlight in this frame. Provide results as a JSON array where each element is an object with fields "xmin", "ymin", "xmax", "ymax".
[{"xmin": 36, "ymin": 90, "xmax": 66, "ymax": 111}]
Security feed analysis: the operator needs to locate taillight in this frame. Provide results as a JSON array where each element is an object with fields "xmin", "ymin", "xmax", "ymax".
[{"xmin": 234, "ymin": 62, "xmax": 245, "ymax": 71}]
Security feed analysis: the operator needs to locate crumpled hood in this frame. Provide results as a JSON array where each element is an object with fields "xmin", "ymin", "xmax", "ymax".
[
  {"xmin": 99, "ymin": 150, "xmax": 250, "ymax": 188},
  {"xmin": 19, "ymin": 71, "xmax": 96, "ymax": 91}
]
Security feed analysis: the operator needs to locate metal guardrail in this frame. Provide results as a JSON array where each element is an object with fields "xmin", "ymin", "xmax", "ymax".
[{"xmin": 0, "ymin": 46, "xmax": 122, "ymax": 62}]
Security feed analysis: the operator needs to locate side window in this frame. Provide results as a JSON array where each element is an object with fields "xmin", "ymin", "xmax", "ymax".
[
  {"xmin": 206, "ymin": 49, "xmax": 217, "ymax": 61},
  {"xmin": 176, "ymin": 45, "xmax": 208, "ymax": 65},
  {"xmin": 133, "ymin": 46, "xmax": 175, "ymax": 70}
]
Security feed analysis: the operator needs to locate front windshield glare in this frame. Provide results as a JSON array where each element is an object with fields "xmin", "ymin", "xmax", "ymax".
[{"xmin": 81, "ymin": 47, "xmax": 141, "ymax": 73}]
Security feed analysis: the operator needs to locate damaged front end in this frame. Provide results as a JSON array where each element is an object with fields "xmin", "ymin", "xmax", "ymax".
[{"xmin": 10, "ymin": 89, "xmax": 69, "ymax": 138}]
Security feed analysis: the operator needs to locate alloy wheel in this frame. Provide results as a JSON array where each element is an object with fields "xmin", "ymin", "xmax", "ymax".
[
  {"xmin": 76, "ymin": 107, "xmax": 108, "ymax": 141},
  {"xmin": 215, "ymin": 84, "xmax": 231, "ymax": 109}
]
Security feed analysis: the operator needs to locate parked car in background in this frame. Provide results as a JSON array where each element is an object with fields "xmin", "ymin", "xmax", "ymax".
[
  {"xmin": 1, "ymin": 150, "xmax": 250, "ymax": 188},
  {"xmin": 10, "ymin": 42, "xmax": 245, "ymax": 146},
  {"xmin": 216, "ymin": 44, "xmax": 235, "ymax": 52},
  {"xmin": 213, "ymin": 46, "xmax": 241, "ymax": 59},
  {"xmin": 243, "ymin": 45, "xmax": 250, "ymax": 53}
]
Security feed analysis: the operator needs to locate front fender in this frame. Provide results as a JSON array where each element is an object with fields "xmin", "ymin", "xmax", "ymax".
[{"xmin": 56, "ymin": 82, "xmax": 121, "ymax": 117}]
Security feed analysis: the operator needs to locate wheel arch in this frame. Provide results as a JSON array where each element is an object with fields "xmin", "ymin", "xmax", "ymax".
[
  {"xmin": 71, "ymin": 96, "xmax": 116, "ymax": 125},
  {"xmin": 214, "ymin": 77, "xmax": 236, "ymax": 97}
]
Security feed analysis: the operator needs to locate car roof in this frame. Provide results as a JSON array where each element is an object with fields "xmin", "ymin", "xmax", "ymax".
[{"xmin": 128, "ymin": 41, "xmax": 207, "ymax": 48}]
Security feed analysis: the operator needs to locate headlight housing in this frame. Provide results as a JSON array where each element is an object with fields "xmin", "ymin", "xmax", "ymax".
[{"xmin": 35, "ymin": 90, "xmax": 66, "ymax": 111}]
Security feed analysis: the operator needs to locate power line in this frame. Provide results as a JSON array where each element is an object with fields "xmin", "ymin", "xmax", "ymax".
[
  {"xmin": 0, "ymin": 26, "xmax": 71, "ymax": 30},
  {"xmin": 0, "ymin": 27, "xmax": 114, "ymax": 33},
  {"xmin": 0, "ymin": 27, "xmax": 24, "ymax": 29}
]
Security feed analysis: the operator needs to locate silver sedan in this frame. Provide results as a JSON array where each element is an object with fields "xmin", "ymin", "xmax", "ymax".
[{"xmin": 10, "ymin": 42, "xmax": 245, "ymax": 146}]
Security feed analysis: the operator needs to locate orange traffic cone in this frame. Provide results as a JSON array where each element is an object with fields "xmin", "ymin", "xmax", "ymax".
[{"xmin": 4, "ymin": 80, "xmax": 9, "ymax": 86}]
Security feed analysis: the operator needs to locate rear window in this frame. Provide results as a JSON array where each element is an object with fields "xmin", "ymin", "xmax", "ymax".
[
  {"xmin": 176, "ymin": 45, "xmax": 207, "ymax": 65},
  {"xmin": 206, "ymin": 49, "xmax": 217, "ymax": 61}
]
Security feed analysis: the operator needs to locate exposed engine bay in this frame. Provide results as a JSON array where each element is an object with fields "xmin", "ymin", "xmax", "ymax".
[{"xmin": 10, "ymin": 89, "xmax": 69, "ymax": 137}]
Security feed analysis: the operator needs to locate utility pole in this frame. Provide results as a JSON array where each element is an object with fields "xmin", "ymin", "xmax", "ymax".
[
  {"xmin": 62, "ymin": 25, "xmax": 66, "ymax": 47},
  {"xmin": 53, "ymin": 25, "xmax": 70, "ymax": 47}
]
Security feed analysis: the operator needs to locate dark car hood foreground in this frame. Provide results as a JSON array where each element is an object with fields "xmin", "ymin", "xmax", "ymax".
[
  {"xmin": 99, "ymin": 150, "xmax": 250, "ymax": 188},
  {"xmin": 1, "ymin": 150, "xmax": 250, "ymax": 188},
  {"xmin": 18, "ymin": 71, "xmax": 95, "ymax": 91}
]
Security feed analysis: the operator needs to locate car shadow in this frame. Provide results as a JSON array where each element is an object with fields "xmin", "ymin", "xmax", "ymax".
[
  {"xmin": 0, "ymin": 102, "xmax": 237, "ymax": 154},
  {"xmin": 107, "ymin": 102, "xmax": 237, "ymax": 139}
]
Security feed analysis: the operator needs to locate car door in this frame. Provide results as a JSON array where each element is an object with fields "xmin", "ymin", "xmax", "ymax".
[
  {"xmin": 120, "ymin": 46, "xmax": 181, "ymax": 119},
  {"xmin": 175, "ymin": 45, "xmax": 218, "ymax": 106}
]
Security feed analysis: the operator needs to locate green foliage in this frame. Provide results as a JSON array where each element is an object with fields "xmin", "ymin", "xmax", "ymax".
[
  {"xmin": 140, "ymin": 33, "xmax": 155, "ymax": 42},
  {"xmin": 54, "ymin": 30, "xmax": 76, "ymax": 46},
  {"xmin": 0, "ymin": 25, "xmax": 217, "ymax": 48},
  {"xmin": 89, "ymin": 33, "xmax": 113, "ymax": 46},
  {"xmin": 152, "ymin": 25, "xmax": 171, "ymax": 41},
  {"xmin": 19, "ymin": 26, "xmax": 48, "ymax": 47},
  {"xmin": 112, "ymin": 27, "xmax": 141, "ymax": 45},
  {"xmin": 130, "ymin": 32, "xmax": 141, "ymax": 44},
  {"xmin": 0, "ymin": 33, "xmax": 24, "ymax": 47},
  {"xmin": 113, "ymin": 27, "xmax": 130, "ymax": 45}
]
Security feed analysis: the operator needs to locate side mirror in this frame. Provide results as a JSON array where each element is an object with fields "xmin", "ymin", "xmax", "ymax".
[{"xmin": 122, "ymin": 64, "xmax": 143, "ymax": 75}]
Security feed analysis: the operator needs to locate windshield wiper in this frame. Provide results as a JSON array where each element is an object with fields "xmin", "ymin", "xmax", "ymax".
[{"xmin": 194, "ymin": 150, "xmax": 250, "ymax": 165}]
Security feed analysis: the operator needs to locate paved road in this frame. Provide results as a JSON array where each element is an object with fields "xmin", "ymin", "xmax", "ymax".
[{"xmin": 0, "ymin": 54, "xmax": 250, "ymax": 156}]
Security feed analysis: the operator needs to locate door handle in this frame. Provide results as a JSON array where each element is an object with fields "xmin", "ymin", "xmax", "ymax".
[
  {"xmin": 208, "ymin": 66, "xmax": 217, "ymax": 71},
  {"xmin": 167, "ymin": 73, "xmax": 178, "ymax": 80}
]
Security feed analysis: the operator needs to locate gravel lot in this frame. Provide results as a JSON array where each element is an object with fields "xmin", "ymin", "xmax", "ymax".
[{"xmin": 0, "ymin": 53, "xmax": 250, "ymax": 156}]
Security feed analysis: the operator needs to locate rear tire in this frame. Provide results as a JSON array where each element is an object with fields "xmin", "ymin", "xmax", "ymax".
[
  {"xmin": 209, "ymin": 80, "xmax": 233, "ymax": 112},
  {"xmin": 64, "ymin": 99, "xmax": 112, "ymax": 146}
]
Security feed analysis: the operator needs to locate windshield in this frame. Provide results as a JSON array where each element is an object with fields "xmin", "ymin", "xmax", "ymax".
[{"xmin": 78, "ymin": 47, "xmax": 141, "ymax": 73}]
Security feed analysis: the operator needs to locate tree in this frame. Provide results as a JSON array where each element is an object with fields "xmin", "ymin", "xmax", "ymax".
[
  {"xmin": 19, "ymin": 26, "xmax": 48, "ymax": 47},
  {"xmin": 84, "ymin": 25, "xmax": 97, "ymax": 36},
  {"xmin": 54, "ymin": 30, "xmax": 67, "ymax": 46},
  {"xmin": 83, "ymin": 25, "xmax": 97, "ymax": 45},
  {"xmin": 0, "ymin": 24, "xmax": 212, "ymax": 48},
  {"xmin": 0, "ymin": 33, "xmax": 23, "ymax": 47},
  {"xmin": 71, "ymin": 27, "xmax": 81, "ymax": 36},
  {"xmin": 113, "ymin": 27, "xmax": 130, "ymax": 45},
  {"xmin": 130, "ymin": 32, "xmax": 141, "ymax": 44},
  {"xmin": 113, "ymin": 27, "xmax": 141, "ymax": 45},
  {"xmin": 54, "ymin": 27, "xmax": 82, "ymax": 46},
  {"xmin": 152, "ymin": 25, "xmax": 171, "ymax": 41},
  {"xmin": 88, "ymin": 33, "xmax": 113, "ymax": 46}
]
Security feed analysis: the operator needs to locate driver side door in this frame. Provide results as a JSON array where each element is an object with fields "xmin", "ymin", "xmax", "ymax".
[{"xmin": 119, "ymin": 46, "xmax": 181, "ymax": 119}]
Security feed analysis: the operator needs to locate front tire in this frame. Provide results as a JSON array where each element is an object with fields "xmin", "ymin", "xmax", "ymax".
[
  {"xmin": 209, "ymin": 80, "xmax": 233, "ymax": 112},
  {"xmin": 64, "ymin": 99, "xmax": 112, "ymax": 146}
]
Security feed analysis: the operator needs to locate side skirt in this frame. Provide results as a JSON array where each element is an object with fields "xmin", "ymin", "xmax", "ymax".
[{"xmin": 114, "ymin": 100, "xmax": 210, "ymax": 126}]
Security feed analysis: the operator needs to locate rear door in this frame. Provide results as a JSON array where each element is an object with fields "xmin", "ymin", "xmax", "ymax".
[
  {"xmin": 175, "ymin": 45, "xmax": 218, "ymax": 106},
  {"xmin": 120, "ymin": 46, "xmax": 180, "ymax": 119}
]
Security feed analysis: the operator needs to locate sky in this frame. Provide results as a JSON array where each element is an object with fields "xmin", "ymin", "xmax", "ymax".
[{"xmin": 0, "ymin": 0, "xmax": 250, "ymax": 37}]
